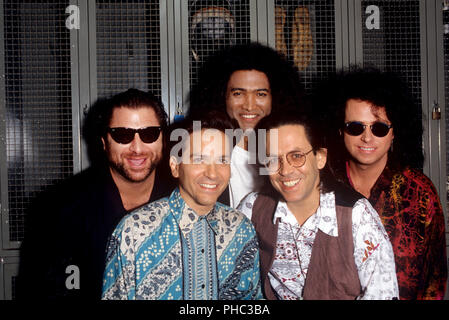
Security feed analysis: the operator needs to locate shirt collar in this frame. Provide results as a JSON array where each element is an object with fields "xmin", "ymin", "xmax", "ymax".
[
  {"xmin": 273, "ymin": 191, "xmax": 339, "ymax": 237},
  {"xmin": 168, "ymin": 188, "xmax": 220, "ymax": 237}
]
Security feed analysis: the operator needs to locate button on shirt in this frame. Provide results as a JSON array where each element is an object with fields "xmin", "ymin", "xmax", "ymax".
[
  {"xmin": 238, "ymin": 191, "xmax": 399, "ymax": 300},
  {"xmin": 180, "ymin": 212, "xmax": 218, "ymax": 300}
]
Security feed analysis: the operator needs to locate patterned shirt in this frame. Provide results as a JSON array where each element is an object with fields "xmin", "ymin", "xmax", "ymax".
[
  {"xmin": 238, "ymin": 191, "xmax": 399, "ymax": 300},
  {"xmin": 346, "ymin": 165, "xmax": 447, "ymax": 299},
  {"xmin": 102, "ymin": 188, "xmax": 262, "ymax": 300}
]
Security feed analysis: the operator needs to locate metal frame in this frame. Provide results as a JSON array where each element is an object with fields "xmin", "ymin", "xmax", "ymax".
[
  {"xmin": 424, "ymin": 0, "xmax": 447, "ymax": 216},
  {"xmin": 1, "ymin": 255, "xmax": 19, "ymax": 300},
  {"xmin": 0, "ymin": 0, "xmax": 11, "ymax": 251},
  {"xmin": 160, "ymin": 0, "xmax": 173, "ymax": 121},
  {"xmin": 178, "ymin": 0, "xmax": 189, "ymax": 121},
  {"xmin": 78, "ymin": 0, "xmax": 97, "ymax": 171},
  {"xmin": 70, "ymin": 0, "xmax": 82, "ymax": 175}
]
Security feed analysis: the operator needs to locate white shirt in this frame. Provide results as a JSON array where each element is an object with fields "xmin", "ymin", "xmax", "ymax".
[
  {"xmin": 228, "ymin": 146, "xmax": 264, "ymax": 208},
  {"xmin": 238, "ymin": 191, "xmax": 399, "ymax": 300}
]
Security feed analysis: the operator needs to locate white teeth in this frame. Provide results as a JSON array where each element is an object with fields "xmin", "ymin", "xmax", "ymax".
[
  {"xmin": 128, "ymin": 159, "xmax": 145, "ymax": 166},
  {"xmin": 241, "ymin": 114, "xmax": 257, "ymax": 119},
  {"xmin": 282, "ymin": 179, "xmax": 300, "ymax": 187},
  {"xmin": 200, "ymin": 183, "xmax": 217, "ymax": 189},
  {"xmin": 360, "ymin": 147, "xmax": 374, "ymax": 151}
]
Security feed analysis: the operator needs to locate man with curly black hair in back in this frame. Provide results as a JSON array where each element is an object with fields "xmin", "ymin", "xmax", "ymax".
[{"xmin": 189, "ymin": 42, "xmax": 305, "ymax": 208}]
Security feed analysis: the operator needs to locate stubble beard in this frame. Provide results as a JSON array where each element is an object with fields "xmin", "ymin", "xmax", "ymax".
[{"xmin": 109, "ymin": 156, "xmax": 161, "ymax": 183}]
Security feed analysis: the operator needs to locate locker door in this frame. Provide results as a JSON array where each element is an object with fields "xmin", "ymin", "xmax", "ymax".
[
  {"xmin": 272, "ymin": 0, "xmax": 338, "ymax": 93},
  {"xmin": 180, "ymin": 0, "xmax": 255, "ymax": 115}
]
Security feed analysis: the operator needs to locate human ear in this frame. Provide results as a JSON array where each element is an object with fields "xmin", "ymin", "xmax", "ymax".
[
  {"xmin": 316, "ymin": 148, "xmax": 328, "ymax": 170},
  {"xmin": 169, "ymin": 156, "xmax": 180, "ymax": 178}
]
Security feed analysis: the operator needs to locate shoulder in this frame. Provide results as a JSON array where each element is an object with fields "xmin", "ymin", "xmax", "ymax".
[
  {"xmin": 113, "ymin": 197, "xmax": 171, "ymax": 236},
  {"xmin": 215, "ymin": 202, "xmax": 256, "ymax": 233},
  {"xmin": 237, "ymin": 192, "xmax": 259, "ymax": 208},
  {"xmin": 401, "ymin": 167, "xmax": 439, "ymax": 193},
  {"xmin": 333, "ymin": 181, "xmax": 365, "ymax": 208}
]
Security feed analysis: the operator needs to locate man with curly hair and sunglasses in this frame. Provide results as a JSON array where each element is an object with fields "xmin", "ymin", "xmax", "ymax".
[
  {"xmin": 320, "ymin": 67, "xmax": 447, "ymax": 300},
  {"xmin": 19, "ymin": 89, "xmax": 174, "ymax": 300}
]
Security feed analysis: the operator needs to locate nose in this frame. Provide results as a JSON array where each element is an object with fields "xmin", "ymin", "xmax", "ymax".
[
  {"xmin": 278, "ymin": 156, "xmax": 295, "ymax": 176},
  {"xmin": 205, "ymin": 163, "xmax": 218, "ymax": 179},
  {"xmin": 361, "ymin": 126, "xmax": 374, "ymax": 143},
  {"xmin": 129, "ymin": 133, "xmax": 144, "ymax": 153},
  {"xmin": 243, "ymin": 93, "xmax": 256, "ymax": 111}
]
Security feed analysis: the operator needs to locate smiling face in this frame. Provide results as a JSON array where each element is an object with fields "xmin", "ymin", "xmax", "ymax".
[
  {"xmin": 343, "ymin": 99, "xmax": 394, "ymax": 170},
  {"xmin": 225, "ymin": 69, "xmax": 272, "ymax": 131},
  {"xmin": 102, "ymin": 106, "xmax": 163, "ymax": 184},
  {"xmin": 267, "ymin": 124, "xmax": 327, "ymax": 209},
  {"xmin": 170, "ymin": 129, "xmax": 231, "ymax": 215}
]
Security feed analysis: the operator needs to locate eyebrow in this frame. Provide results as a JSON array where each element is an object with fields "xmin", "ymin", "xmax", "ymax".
[{"xmin": 229, "ymin": 88, "xmax": 270, "ymax": 92}]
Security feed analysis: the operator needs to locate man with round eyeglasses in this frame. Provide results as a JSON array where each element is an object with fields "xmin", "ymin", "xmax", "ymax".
[
  {"xmin": 238, "ymin": 110, "xmax": 399, "ymax": 300},
  {"xmin": 19, "ymin": 89, "xmax": 174, "ymax": 300},
  {"xmin": 322, "ymin": 67, "xmax": 447, "ymax": 300}
]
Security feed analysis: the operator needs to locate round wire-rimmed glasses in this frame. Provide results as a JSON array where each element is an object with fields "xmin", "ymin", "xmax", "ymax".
[{"xmin": 264, "ymin": 149, "xmax": 314, "ymax": 174}]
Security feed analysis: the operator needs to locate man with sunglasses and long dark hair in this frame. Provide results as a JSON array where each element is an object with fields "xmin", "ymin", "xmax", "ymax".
[
  {"xmin": 19, "ymin": 89, "xmax": 174, "ymax": 300},
  {"xmin": 238, "ymin": 109, "xmax": 398, "ymax": 300},
  {"xmin": 321, "ymin": 67, "xmax": 447, "ymax": 299}
]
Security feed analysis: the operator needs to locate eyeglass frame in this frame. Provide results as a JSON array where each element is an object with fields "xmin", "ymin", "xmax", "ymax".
[
  {"xmin": 343, "ymin": 121, "xmax": 393, "ymax": 138},
  {"xmin": 263, "ymin": 149, "xmax": 314, "ymax": 173},
  {"xmin": 107, "ymin": 126, "xmax": 161, "ymax": 144}
]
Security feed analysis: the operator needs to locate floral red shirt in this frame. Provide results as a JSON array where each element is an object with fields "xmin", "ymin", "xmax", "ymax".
[{"xmin": 346, "ymin": 165, "xmax": 447, "ymax": 299}]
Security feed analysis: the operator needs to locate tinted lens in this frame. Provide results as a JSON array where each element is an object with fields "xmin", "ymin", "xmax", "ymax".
[
  {"xmin": 108, "ymin": 127, "xmax": 161, "ymax": 144},
  {"xmin": 370, "ymin": 122, "xmax": 391, "ymax": 137},
  {"xmin": 287, "ymin": 152, "xmax": 307, "ymax": 167},
  {"xmin": 344, "ymin": 122, "xmax": 365, "ymax": 136},
  {"xmin": 109, "ymin": 127, "xmax": 135, "ymax": 144},
  {"xmin": 139, "ymin": 127, "xmax": 161, "ymax": 143}
]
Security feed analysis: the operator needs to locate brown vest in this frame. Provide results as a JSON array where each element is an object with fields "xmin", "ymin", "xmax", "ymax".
[{"xmin": 251, "ymin": 190, "xmax": 363, "ymax": 300}]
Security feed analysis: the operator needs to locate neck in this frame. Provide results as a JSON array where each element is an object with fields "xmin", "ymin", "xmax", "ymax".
[
  {"xmin": 237, "ymin": 135, "xmax": 249, "ymax": 151},
  {"xmin": 110, "ymin": 168, "xmax": 156, "ymax": 211},
  {"xmin": 347, "ymin": 159, "xmax": 386, "ymax": 198},
  {"xmin": 286, "ymin": 188, "xmax": 321, "ymax": 226},
  {"xmin": 178, "ymin": 187, "xmax": 213, "ymax": 216}
]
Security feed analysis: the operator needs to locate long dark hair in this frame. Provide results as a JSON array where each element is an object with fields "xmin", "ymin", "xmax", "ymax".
[
  {"xmin": 316, "ymin": 66, "xmax": 424, "ymax": 181},
  {"xmin": 188, "ymin": 41, "xmax": 305, "ymax": 119}
]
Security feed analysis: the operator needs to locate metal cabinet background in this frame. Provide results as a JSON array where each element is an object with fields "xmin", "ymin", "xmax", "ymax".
[{"xmin": 0, "ymin": 0, "xmax": 448, "ymax": 300}]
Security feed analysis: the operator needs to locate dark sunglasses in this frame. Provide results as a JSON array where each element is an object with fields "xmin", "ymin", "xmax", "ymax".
[
  {"xmin": 107, "ymin": 126, "xmax": 161, "ymax": 144},
  {"xmin": 344, "ymin": 121, "xmax": 392, "ymax": 138}
]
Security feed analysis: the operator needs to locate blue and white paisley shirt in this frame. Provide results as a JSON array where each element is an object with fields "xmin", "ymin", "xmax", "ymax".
[{"xmin": 102, "ymin": 188, "xmax": 262, "ymax": 300}]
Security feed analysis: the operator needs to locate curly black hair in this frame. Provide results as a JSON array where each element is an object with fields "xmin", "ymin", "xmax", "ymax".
[
  {"xmin": 317, "ymin": 66, "xmax": 424, "ymax": 181},
  {"xmin": 188, "ymin": 41, "xmax": 305, "ymax": 121}
]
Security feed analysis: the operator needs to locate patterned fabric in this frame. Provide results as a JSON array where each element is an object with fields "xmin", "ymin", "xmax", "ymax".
[
  {"xmin": 347, "ymin": 166, "xmax": 447, "ymax": 300},
  {"xmin": 102, "ymin": 188, "xmax": 262, "ymax": 300},
  {"xmin": 181, "ymin": 216, "xmax": 218, "ymax": 299},
  {"xmin": 238, "ymin": 191, "xmax": 399, "ymax": 300}
]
